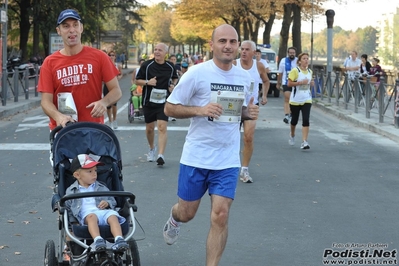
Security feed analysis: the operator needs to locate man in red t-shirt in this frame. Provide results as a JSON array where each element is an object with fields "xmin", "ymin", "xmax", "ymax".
[{"xmin": 38, "ymin": 9, "xmax": 122, "ymax": 130}]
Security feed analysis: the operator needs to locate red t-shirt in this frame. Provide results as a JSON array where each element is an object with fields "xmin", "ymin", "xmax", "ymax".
[{"xmin": 38, "ymin": 46, "xmax": 119, "ymax": 129}]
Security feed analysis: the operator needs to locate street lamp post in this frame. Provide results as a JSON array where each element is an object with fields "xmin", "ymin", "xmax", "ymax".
[
  {"xmin": 1, "ymin": 0, "xmax": 8, "ymax": 106},
  {"xmin": 125, "ymin": 14, "xmax": 129, "ymax": 68},
  {"xmin": 310, "ymin": 0, "xmax": 314, "ymax": 70}
]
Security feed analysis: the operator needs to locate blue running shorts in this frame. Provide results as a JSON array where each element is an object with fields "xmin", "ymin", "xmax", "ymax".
[{"xmin": 177, "ymin": 164, "xmax": 239, "ymax": 201}]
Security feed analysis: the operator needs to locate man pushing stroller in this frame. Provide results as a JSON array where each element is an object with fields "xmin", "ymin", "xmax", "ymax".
[{"xmin": 65, "ymin": 154, "xmax": 129, "ymax": 252}]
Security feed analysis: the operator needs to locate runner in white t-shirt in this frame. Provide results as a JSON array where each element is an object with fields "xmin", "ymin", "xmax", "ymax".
[
  {"xmin": 162, "ymin": 24, "xmax": 259, "ymax": 266},
  {"xmin": 287, "ymin": 52, "xmax": 314, "ymax": 150},
  {"xmin": 234, "ymin": 40, "xmax": 269, "ymax": 183}
]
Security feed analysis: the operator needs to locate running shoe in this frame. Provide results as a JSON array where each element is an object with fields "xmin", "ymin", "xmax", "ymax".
[
  {"xmin": 163, "ymin": 217, "xmax": 180, "ymax": 245},
  {"xmin": 94, "ymin": 238, "xmax": 106, "ymax": 251},
  {"xmin": 157, "ymin": 154, "xmax": 165, "ymax": 166},
  {"xmin": 147, "ymin": 147, "xmax": 156, "ymax": 162},
  {"xmin": 301, "ymin": 141, "xmax": 310, "ymax": 150},
  {"xmin": 288, "ymin": 135, "xmax": 295, "ymax": 146},
  {"xmin": 239, "ymin": 170, "xmax": 253, "ymax": 183},
  {"xmin": 113, "ymin": 121, "xmax": 118, "ymax": 129},
  {"xmin": 112, "ymin": 238, "xmax": 129, "ymax": 252}
]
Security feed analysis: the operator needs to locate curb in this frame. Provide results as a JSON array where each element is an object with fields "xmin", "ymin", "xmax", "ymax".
[
  {"xmin": 0, "ymin": 98, "xmax": 42, "ymax": 120},
  {"xmin": 313, "ymin": 100, "xmax": 399, "ymax": 144}
]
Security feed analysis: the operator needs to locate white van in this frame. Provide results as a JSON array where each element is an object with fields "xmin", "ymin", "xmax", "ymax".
[{"xmin": 257, "ymin": 45, "xmax": 279, "ymax": 97}]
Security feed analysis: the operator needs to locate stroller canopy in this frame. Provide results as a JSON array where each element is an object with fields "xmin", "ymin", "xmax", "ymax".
[{"xmin": 51, "ymin": 122, "xmax": 122, "ymax": 169}]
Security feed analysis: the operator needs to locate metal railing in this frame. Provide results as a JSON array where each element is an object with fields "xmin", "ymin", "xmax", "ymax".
[
  {"xmin": 0, "ymin": 64, "xmax": 40, "ymax": 106},
  {"xmin": 312, "ymin": 69, "xmax": 399, "ymax": 128}
]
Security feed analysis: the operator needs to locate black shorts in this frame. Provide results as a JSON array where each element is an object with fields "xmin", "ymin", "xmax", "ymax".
[
  {"xmin": 282, "ymin": 85, "xmax": 292, "ymax": 92},
  {"xmin": 143, "ymin": 104, "xmax": 168, "ymax": 123},
  {"xmin": 103, "ymin": 85, "xmax": 117, "ymax": 108}
]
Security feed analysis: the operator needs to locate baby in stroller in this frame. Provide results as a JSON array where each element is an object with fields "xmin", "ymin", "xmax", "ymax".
[
  {"xmin": 65, "ymin": 154, "xmax": 129, "ymax": 252},
  {"xmin": 45, "ymin": 122, "xmax": 140, "ymax": 266}
]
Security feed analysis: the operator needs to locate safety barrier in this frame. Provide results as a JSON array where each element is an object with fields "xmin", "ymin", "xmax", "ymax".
[
  {"xmin": 0, "ymin": 64, "xmax": 40, "ymax": 106},
  {"xmin": 312, "ymin": 70, "xmax": 399, "ymax": 128}
]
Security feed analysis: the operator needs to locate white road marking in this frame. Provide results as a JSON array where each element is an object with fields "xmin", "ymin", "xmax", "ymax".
[
  {"xmin": 16, "ymin": 115, "xmax": 49, "ymax": 132},
  {"xmin": 0, "ymin": 143, "xmax": 50, "ymax": 150},
  {"xmin": 1, "ymin": 127, "xmax": 188, "ymax": 150}
]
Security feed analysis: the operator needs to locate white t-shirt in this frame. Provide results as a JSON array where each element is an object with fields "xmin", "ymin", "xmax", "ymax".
[
  {"xmin": 278, "ymin": 57, "xmax": 298, "ymax": 85},
  {"xmin": 167, "ymin": 60, "xmax": 251, "ymax": 169},
  {"xmin": 288, "ymin": 67, "xmax": 313, "ymax": 105},
  {"xmin": 79, "ymin": 184, "xmax": 97, "ymax": 223},
  {"xmin": 259, "ymin": 58, "xmax": 269, "ymax": 69},
  {"xmin": 344, "ymin": 58, "xmax": 361, "ymax": 79},
  {"xmin": 236, "ymin": 59, "xmax": 260, "ymax": 104}
]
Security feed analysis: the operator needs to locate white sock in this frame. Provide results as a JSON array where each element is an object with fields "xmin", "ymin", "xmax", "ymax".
[
  {"xmin": 170, "ymin": 214, "xmax": 181, "ymax": 227},
  {"xmin": 94, "ymin": 236, "xmax": 103, "ymax": 242},
  {"xmin": 241, "ymin": 167, "xmax": 248, "ymax": 173},
  {"xmin": 115, "ymin": 236, "xmax": 124, "ymax": 241}
]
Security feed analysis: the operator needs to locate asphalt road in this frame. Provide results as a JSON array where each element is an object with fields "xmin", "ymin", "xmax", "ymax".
[{"xmin": 1, "ymin": 73, "xmax": 399, "ymax": 266}]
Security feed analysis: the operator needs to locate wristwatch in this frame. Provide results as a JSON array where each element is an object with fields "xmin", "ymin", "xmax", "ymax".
[{"xmin": 145, "ymin": 80, "xmax": 148, "ymax": 85}]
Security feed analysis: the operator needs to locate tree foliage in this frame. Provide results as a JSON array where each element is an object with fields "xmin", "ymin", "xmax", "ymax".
[
  {"xmin": 5, "ymin": 0, "xmax": 397, "ymax": 71},
  {"xmin": 377, "ymin": 14, "xmax": 399, "ymax": 69},
  {"xmin": 6, "ymin": 0, "xmax": 141, "ymax": 60}
]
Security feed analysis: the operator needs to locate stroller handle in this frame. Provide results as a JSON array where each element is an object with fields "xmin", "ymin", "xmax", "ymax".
[
  {"xmin": 49, "ymin": 122, "xmax": 75, "ymax": 143},
  {"xmin": 59, "ymin": 191, "xmax": 136, "ymax": 207}
]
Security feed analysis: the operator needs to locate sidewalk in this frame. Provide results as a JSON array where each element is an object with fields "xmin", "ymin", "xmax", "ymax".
[
  {"xmin": 312, "ymin": 97, "xmax": 399, "ymax": 144},
  {"xmin": 0, "ymin": 65, "xmax": 136, "ymax": 120}
]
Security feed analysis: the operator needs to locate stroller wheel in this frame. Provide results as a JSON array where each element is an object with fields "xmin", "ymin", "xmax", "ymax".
[
  {"xmin": 44, "ymin": 240, "xmax": 57, "ymax": 266},
  {"xmin": 125, "ymin": 239, "xmax": 141, "ymax": 266}
]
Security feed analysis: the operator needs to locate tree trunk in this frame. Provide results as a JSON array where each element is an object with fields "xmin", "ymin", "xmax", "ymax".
[
  {"xmin": 252, "ymin": 20, "xmax": 260, "ymax": 43},
  {"xmin": 243, "ymin": 20, "xmax": 249, "ymax": 40},
  {"xmin": 278, "ymin": 4, "xmax": 294, "ymax": 65},
  {"xmin": 262, "ymin": 14, "xmax": 276, "ymax": 45},
  {"xmin": 19, "ymin": 0, "xmax": 32, "ymax": 61},
  {"xmin": 32, "ymin": 0, "xmax": 40, "ymax": 56},
  {"xmin": 41, "ymin": 30, "xmax": 50, "ymax": 57},
  {"xmin": 231, "ymin": 18, "xmax": 241, "ymax": 41},
  {"xmin": 292, "ymin": 4, "xmax": 302, "ymax": 54}
]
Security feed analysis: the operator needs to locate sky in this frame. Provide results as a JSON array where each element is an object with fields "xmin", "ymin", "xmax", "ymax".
[
  {"xmin": 298, "ymin": 0, "xmax": 398, "ymax": 34},
  {"xmin": 137, "ymin": 0, "xmax": 398, "ymax": 34}
]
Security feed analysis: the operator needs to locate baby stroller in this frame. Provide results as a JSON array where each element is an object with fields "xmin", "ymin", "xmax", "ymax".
[{"xmin": 44, "ymin": 122, "xmax": 140, "ymax": 266}]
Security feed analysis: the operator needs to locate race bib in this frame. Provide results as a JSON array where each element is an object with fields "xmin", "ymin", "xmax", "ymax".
[
  {"xmin": 298, "ymin": 84, "xmax": 310, "ymax": 91},
  {"xmin": 215, "ymin": 95, "xmax": 244, "ymax": 122},
  {"xmin": 149, "ymin": 88, "xmax": 167, "ymax": 104}
]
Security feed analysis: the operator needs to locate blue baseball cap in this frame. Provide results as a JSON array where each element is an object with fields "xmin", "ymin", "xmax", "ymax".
[{"xmin": 57, "ymin": 9, "xmax": 81, "ymax": 25}]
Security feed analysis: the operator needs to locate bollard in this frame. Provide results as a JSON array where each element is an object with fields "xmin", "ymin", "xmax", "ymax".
[
  {"xmin": 320, "ymin": 72, "xmax": 325, "ymax": 100},
  {"xmin": 334, "ymin": 73, "xmax": 339, "ymax": 107},
  {"xmin": 24, "ymin": 68, "xmax": 29, "ymax": 99},
  {"xmin": 326, "ymin": 72, "xmax": 332, "ymax": 103},
  {"xmin": 34, "ymin": 64, "xmax": 39, "ymax": 97},
  {"xmin": 354, "ymin": 77, "xmax": 361, "ymax": 112},
  {"xmin": 365, "ymin": 76, "xmax": 371, "ymax": 118},
  {"xmin": 394, "ymin": 79, "xmax": 399, "ymax": 128},
  {"xmin": 13, "ymin": 67, "xmax": 19, "ymax": 102},
  {"xmin": 378, "ymin": 77, "xmax": 385, "ymax": 123},
  {"xmin": 1, "ymin": 72, "xmax": 7, "ymax": 106}
]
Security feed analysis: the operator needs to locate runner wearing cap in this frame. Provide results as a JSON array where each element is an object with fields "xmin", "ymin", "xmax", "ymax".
[{"xmin": 38, "ymin": 8, "xmax": 122, "ymax": 130}]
